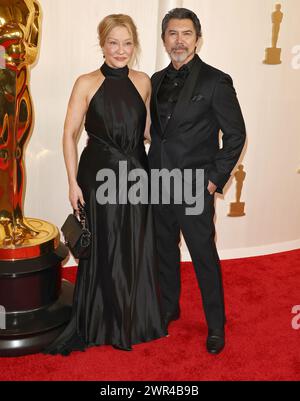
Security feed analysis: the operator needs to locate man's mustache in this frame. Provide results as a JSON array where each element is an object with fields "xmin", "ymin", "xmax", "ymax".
[{"xmin": 171, "ymin": 46, "xmax": 188, "ymax": 52}]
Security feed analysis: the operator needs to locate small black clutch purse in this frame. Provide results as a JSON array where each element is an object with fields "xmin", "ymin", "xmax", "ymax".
[{"xmin": 61, "ymin": 202, "xmax": 91, "ymax": 259}]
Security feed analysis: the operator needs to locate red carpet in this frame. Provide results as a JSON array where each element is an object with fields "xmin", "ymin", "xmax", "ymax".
[{"xmin": 1, "ymin": 249, "xmax": 300, "ymax": 381}]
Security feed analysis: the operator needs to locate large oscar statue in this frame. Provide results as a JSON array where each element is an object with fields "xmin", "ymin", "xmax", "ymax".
[{"xmin": 0, "ymin": 0, "xmax": 73, "ymax": 356}]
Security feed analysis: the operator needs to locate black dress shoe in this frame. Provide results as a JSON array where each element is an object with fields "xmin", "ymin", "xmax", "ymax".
[
  {"xmin": 206, "ymin": 328, "xmax": 225, "ymax": 355},
  {"xmin": 163, "ymin": 308, "xmax": 180, "ymax": 328},
  {"xmin": 112, "ymin": 344, "xmax": 132, "ymax": 351}
]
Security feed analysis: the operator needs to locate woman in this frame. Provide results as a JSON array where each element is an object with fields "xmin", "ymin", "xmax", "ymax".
[{"xmin": 43, "ymin": 14, "xmax": 167, "ymax": 355}]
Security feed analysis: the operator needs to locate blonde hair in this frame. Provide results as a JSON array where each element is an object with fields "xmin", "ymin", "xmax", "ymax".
[{"xmin": 98, "ymin": 14, "xmax": 140, "ymax": 66}]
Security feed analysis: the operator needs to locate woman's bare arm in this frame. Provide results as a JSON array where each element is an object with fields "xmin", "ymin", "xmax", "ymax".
[
  {"xmin": 144, "ymin": 77, "xmax": 152, "ymax": 143},
  {"xmin": 63, "ymin": 76, "xmax": 89, "ymax": 209},
  {"xmin": 63, "ymin": 77, "xmax": 88, "ymax": 184}
]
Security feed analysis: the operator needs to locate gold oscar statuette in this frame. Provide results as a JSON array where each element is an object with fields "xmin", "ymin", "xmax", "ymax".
[
  {"xmin": 264, "ymin": 3, "xmax": 284, "ymax": 65},
  {"xmin": 228, "ymin": 165, "xmax": 246, "ymax": 217},
  {"xmin": 0, "ymin": 0, "xmax": 72, "ymax": 357},
  {"xmin": 0, "ymin": 0, "xmax": 61, "ymax": 258}
]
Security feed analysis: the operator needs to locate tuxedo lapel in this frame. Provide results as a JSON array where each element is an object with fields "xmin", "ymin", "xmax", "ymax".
[{"xmin": 163, "ymin": 55, "xmax": 203, "ymax": 138}]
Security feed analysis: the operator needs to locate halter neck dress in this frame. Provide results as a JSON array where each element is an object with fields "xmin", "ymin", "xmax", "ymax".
[{"xmin": 43, "ymin": 63, "xmax": 167, "ymax": 355}]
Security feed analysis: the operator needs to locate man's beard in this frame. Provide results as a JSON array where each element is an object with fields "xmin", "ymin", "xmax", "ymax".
[{"xmin": 169, "ymin": 46, "xmax": 190, "ymax": 63}]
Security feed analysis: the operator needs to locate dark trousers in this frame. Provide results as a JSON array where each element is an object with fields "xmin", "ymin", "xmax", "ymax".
[{"xmin": 153, "ymin": 190, "xmax": 226, "ymax": 329}]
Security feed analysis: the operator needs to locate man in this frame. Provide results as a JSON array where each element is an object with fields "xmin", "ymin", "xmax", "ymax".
[{"xmin": 148, "ymin": 8, "xmax": 246, "ymax": 354}]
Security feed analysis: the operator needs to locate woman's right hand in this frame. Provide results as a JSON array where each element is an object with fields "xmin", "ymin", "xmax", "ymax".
[{"xmin": 69, "ymin": 182, "xmax": 85, "ymax": 212}]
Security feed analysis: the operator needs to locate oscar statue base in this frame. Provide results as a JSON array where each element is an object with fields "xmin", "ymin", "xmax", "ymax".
[
  {"xmin": 264, "ymin": 47, "xmax": 282, "ymax": 65},
  {"xmin": 228, "ymin": 202, "xmax": 246, "ymax": 217},
  {"xmin": 0, "ymin": 241, "xmax": 74, "ymax": 357}
]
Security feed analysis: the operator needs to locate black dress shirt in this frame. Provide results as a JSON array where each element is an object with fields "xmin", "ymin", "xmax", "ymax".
[{"xmin": 157, "ymin": 56, "xmax": 197, "ymax": 133}]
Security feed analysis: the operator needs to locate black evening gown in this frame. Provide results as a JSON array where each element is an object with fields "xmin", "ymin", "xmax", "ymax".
[{"xmin": 43, "ymin": 63, "xmax": 167, "ymax": 355}]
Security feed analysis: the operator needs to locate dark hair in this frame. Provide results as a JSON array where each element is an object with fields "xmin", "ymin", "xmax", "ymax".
[{"xmin": 161, "ymin": 8, "xmax": 202, "ymax": 40}]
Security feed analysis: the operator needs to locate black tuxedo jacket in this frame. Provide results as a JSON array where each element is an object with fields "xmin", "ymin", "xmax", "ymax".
[{"xmin": 148, "ymin": 55, "xmax": 246, "ymax": 193}]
